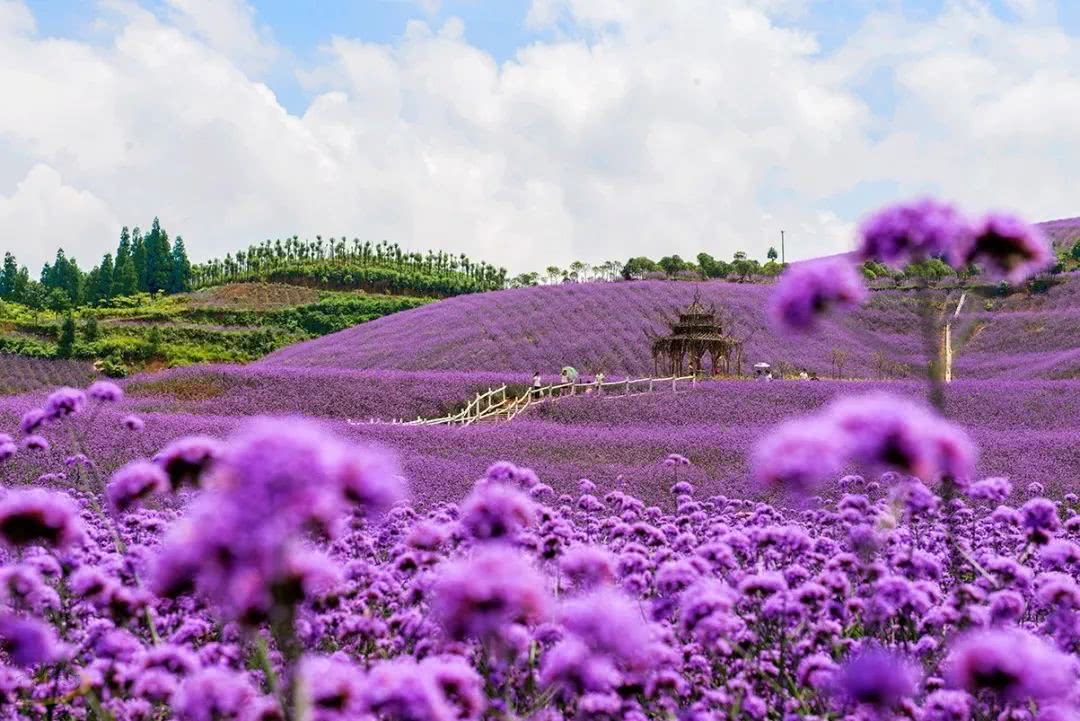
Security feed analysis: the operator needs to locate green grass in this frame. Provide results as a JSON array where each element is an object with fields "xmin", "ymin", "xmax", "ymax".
[{"xmin": 0, "ymin": 283, "xmax": 431, "ymax": 379}]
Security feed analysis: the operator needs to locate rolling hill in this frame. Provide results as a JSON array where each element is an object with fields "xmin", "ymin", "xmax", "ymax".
[{"xmin": 261, "ymin": 274, "xmax": 1080, "ymax": 381}]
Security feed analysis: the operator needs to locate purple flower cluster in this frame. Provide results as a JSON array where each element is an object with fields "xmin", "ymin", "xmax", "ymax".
[
  {"xmin": 0, "ymin": 390, "xmax": 1078, "ymax": 720},
  {"xmin": 768, "ymin": 199, "xmax": 1051, "ymax": 332},
  {"xmin": 769, "ymin": 257, "xmax": 868, "ymax": 333},
  {"xmin": 753, "ymin": 391, "xmax": 976, "ymax": 493}
]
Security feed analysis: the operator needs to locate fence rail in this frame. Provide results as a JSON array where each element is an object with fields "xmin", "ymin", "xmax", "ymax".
[{"xmin": 348, "ymin": 375, "xmax": 698, "ymax": 428}]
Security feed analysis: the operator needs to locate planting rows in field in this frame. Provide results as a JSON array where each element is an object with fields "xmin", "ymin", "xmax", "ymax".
[
  {"xmin": 0, "ymin": 355, "xmax": 99, "ymax": 396},
  {"xmin": 4, "ymin": 378, "xmax": 1078, "ymax": 508}
]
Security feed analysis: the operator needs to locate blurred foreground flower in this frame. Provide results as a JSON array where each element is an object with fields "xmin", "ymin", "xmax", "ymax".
[
  {"xmin": 950, "ymin": 212, "xmax": 1052, "ymax": 282},
  {"xmin": 946, "ymin": 628, "xmax": 1074, "ymax": 703},
  {"xmin": 858, "ymin": 198, "xmax": 972, "ymax": 267},
  {"xmin": 769, "ymin": 257, "xmax": 868, "ymax": 333},
  {"xmin": 0, "ymin": 489, "xmax": 83, "ymax": 550},
  {"xmin": 834, "ymin": 646, "xmax": 920, "ymax": 711}
]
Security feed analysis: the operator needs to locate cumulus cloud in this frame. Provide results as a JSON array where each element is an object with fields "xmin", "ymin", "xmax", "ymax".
[
  {"xmin": 0, "ymin": 165, "xmax": 118, "ymax": 265},
  {"xmin": 163, "ymin": 0, "xmax": 279, "ymax": 75},
  {"xmin": 0, "ymin": 0, "xmax": 1077, "ymax": 274}
]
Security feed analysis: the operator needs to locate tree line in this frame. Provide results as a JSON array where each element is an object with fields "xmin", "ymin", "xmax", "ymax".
[
  {"xmin": 191, "ymin": 238, "xmax": 507, "ymax": 296},
  {"xmin": 508, "ymin": 248, "xmax": 784, "ymax": 287},
  {"xmin": 0, "ymin": 218, "xmax": 192, "ymax": 311}
]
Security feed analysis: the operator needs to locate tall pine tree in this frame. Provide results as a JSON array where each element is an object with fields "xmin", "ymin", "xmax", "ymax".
[
  {"xmin": 144, "ymin": 218, "xmax": 172, "ymax": 293},
  {"xmin": 113, "ymin": 227, "xmax": 138, "ymax": 297},
  {"xmin": 169, "ymin": 236, "xmax": 192, "ymax": 293},
  {"xmin": 131, "ymin": 227, "xmax": 147, "ymax": 292},
  {"xmin": 13, "ymin": 268, "xmax": 29, "ymax": 303},
  {"xmin": 0, "ymin": 253, "xmax": 18, "ymax": 300},
  {"xmin": 94, "ymin": 254, "xmax": 114, "ymax": 304}
]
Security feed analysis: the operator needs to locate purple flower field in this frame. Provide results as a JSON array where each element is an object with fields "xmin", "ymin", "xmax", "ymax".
[
  {"xmin": 0, "ymin": 356, "xmax": 100, "ymax": 396},
  {"xmin": 2, "ymin": 387, "xmax": 1080, "ymax": 720},
  {"xmin": 4, "ymin": 379, "xmax": 1078, "ymax": 509},
  {"xmin": 120, "ymin": 365, "xmax": 528, "ymax": 421}
]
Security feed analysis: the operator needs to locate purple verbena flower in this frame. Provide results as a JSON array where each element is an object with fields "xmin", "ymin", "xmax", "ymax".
[
  {"xmin": 459, "ymin": 482, "xmax": 536, "ymax": 542},
  {"xmin": 1022, "ymin": 498, "xmax": 1061, "ymax": 545},
  {"xmin": 87, "ymin": 380, "xmax": 124, "ymax": 403},
  {"xmin": 751, "ymin": 420, "xmax": 847, "ymax": 495},
  {"xmin": 43, "ymin": 387, "xmax": 86, "ymax": 421},
  {"xmin": 949, "ymin": 212, "xmax": 1052, "ymax": 282},
  {"xmin": 153, "ymin": 435, "xmax": 225, "ymax": 490},
  {"xmin": 834, "ymin": 646, "xmax": 920, "ymax": 710},
  {"xmin": 769, "ymin": 258, "xmax": 868, "ymax": 333},
  {"xmin": 0, "ymin": 613, "xmax": 63, "ymax": 667},
  {"xmin": 945, "ymin": 628, "xmax": 1073, "ymax": 703},
  {"xmin": 858, "ymin": 198, "xmax": 972, "ymax": 266},
  {"xmin": 0, "ymin": 489, "xmax": 83, "ymax": 550},
  {"xmin": 433, "ymin": 545, "xmax": 550, "ymax": 642},
  {"xmin": 173, "ymin": 667, "xmax": 259, "ymax": 721},
  {"xmin": 106, "ymin": 460, "xmax": 169, "ymax": 514}
]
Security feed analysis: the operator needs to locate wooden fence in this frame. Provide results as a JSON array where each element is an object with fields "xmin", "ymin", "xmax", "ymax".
[{"xmin": 348, "ymin": 375, "xmax": 698, "ymax": 427}]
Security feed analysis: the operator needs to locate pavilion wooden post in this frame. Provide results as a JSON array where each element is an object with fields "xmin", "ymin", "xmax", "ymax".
[{"xmin": 943, "ymin": 292, "xmax": 967, "ymax": 384}]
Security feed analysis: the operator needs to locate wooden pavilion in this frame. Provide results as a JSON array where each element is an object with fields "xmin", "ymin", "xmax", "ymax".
[{"xmin": 648, "ymin": 291, "xmax": 737, "ymax": 376}]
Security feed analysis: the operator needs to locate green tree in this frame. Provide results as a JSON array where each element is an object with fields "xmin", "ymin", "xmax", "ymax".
[
  {"xmin": 906, "ymin": 258, "xmax": 953, "ymax": 285},
  {"xmin": 696, "ymin": 252, "xmax": 731, "ymax": 279},
  {"xmin": 57, "ymin": 314, "xmax": 76, "ymax": 358},
  {"xmin": 732, "ymin": 251, "xmax": 755, "ymax": 281},
  {"xmin": 22, "ymin": 281, "xmax": 46, "ymax": 310},
  {"xmin": 657, "ymin": 255, "xmax": 688, "ymax": 277},
  {"xmin": 12, "ymin": 268, "xmax": 30, "ymax": 303},
  {"xmin": 40, "ymin": 249, "xmax": 83, "ymax": 305},
  {"xmin": 510, "ymin": 272, "xmax": 540, "ymax": 287},
  {"xmin": 131, "ymin": 227, "xmax": 147, "ymax": 291},
  {"xmin": 144, "ymin": 217, "xmax": 173, "ymax": 293},
  {"xmin": 0, "ymin": 253, "xmax": 18, "ymax": 300},
  {"xmin": 46, "ymin": 288, "xmax": 72, "ymax": 312},
  {"xmin": 113, "ymin": 253, "xmax": 138, "ymax": 297},
  {"xmin": 169, "ymin": 236, "xmax": 192, "ymax": 293},
  {"xmin": 145, "ymin": 326, "xmax": 163, "ymax": 358},
  {"xmin": 84, "ymin": 267, "xmax": 100, "ymax": 305},
  {"xmin": 94, "ymin": 254, "xmax": 115, "ymax": 304},
  {"xmin": 622, "ymin": 256, "xmax": 659, "ymax": 280},
  {"xmin": 83, "ymin": 315, "xmax": 100, "ymax": 342},
  {"xmin": 1071, "ymin": 239, "xmax": 1080, "ymax": 262},
  {"xmin": 767, "ymin": 247, "xmax": 779, "ymax": 261}
]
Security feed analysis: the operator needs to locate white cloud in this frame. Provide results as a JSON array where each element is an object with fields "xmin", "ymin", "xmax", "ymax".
[
  {"xmin": 163, "ymin": 0, "xmax": 278, "ymax": 75},
  {"xmin": 0, "ymin": 165, "xmax": 119, "ymax": 265},
  {"xmin": 0, "ymin": 0, "xmax": 1077, "ymax": 275}
]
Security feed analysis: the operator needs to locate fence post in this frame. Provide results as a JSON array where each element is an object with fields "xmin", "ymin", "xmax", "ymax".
[
  {"xmin": 672, "ymin": 377, "xmax": 677, "ymax": 392},
  {"xmin": 625, "ymin": 378, "xmax": 630, "ymax": 395},
  {"xmin": 649, "ymin": 379, "xmax": 654, "ymax": 392}
]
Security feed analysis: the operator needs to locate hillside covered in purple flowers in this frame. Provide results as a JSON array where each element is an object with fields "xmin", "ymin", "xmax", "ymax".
[{"xmin": 261, "ymin": 274, "xmax": 1080, "ymax": 381}]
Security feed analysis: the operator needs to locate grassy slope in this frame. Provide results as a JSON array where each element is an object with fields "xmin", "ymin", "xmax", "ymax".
[{"xmin": 0, "ymin": 283, "xmax": 430, "ymax": 384}]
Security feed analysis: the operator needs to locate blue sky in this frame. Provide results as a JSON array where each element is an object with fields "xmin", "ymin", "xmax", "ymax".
[
  {"xmin": 6, "ymin": 0, "xmax": 1080, "ymax": 270},
  {"xmin": 26, "ymin": 0, "xmax": 1080, "ymax": 117}
]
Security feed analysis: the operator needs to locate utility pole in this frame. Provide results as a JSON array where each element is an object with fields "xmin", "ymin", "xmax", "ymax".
[{"xmin": 780, "ymin": 230, "xmax": 785, "ymax": 265}]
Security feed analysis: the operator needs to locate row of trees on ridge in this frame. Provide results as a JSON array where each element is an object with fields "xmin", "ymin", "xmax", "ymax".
[
  {"xmin": 190, "ymin": 238, "xmax": 507, "ymax": 296},
  {"xmin": 0, "ymin": 219, "xmax": 192, "ymax": 311}
]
